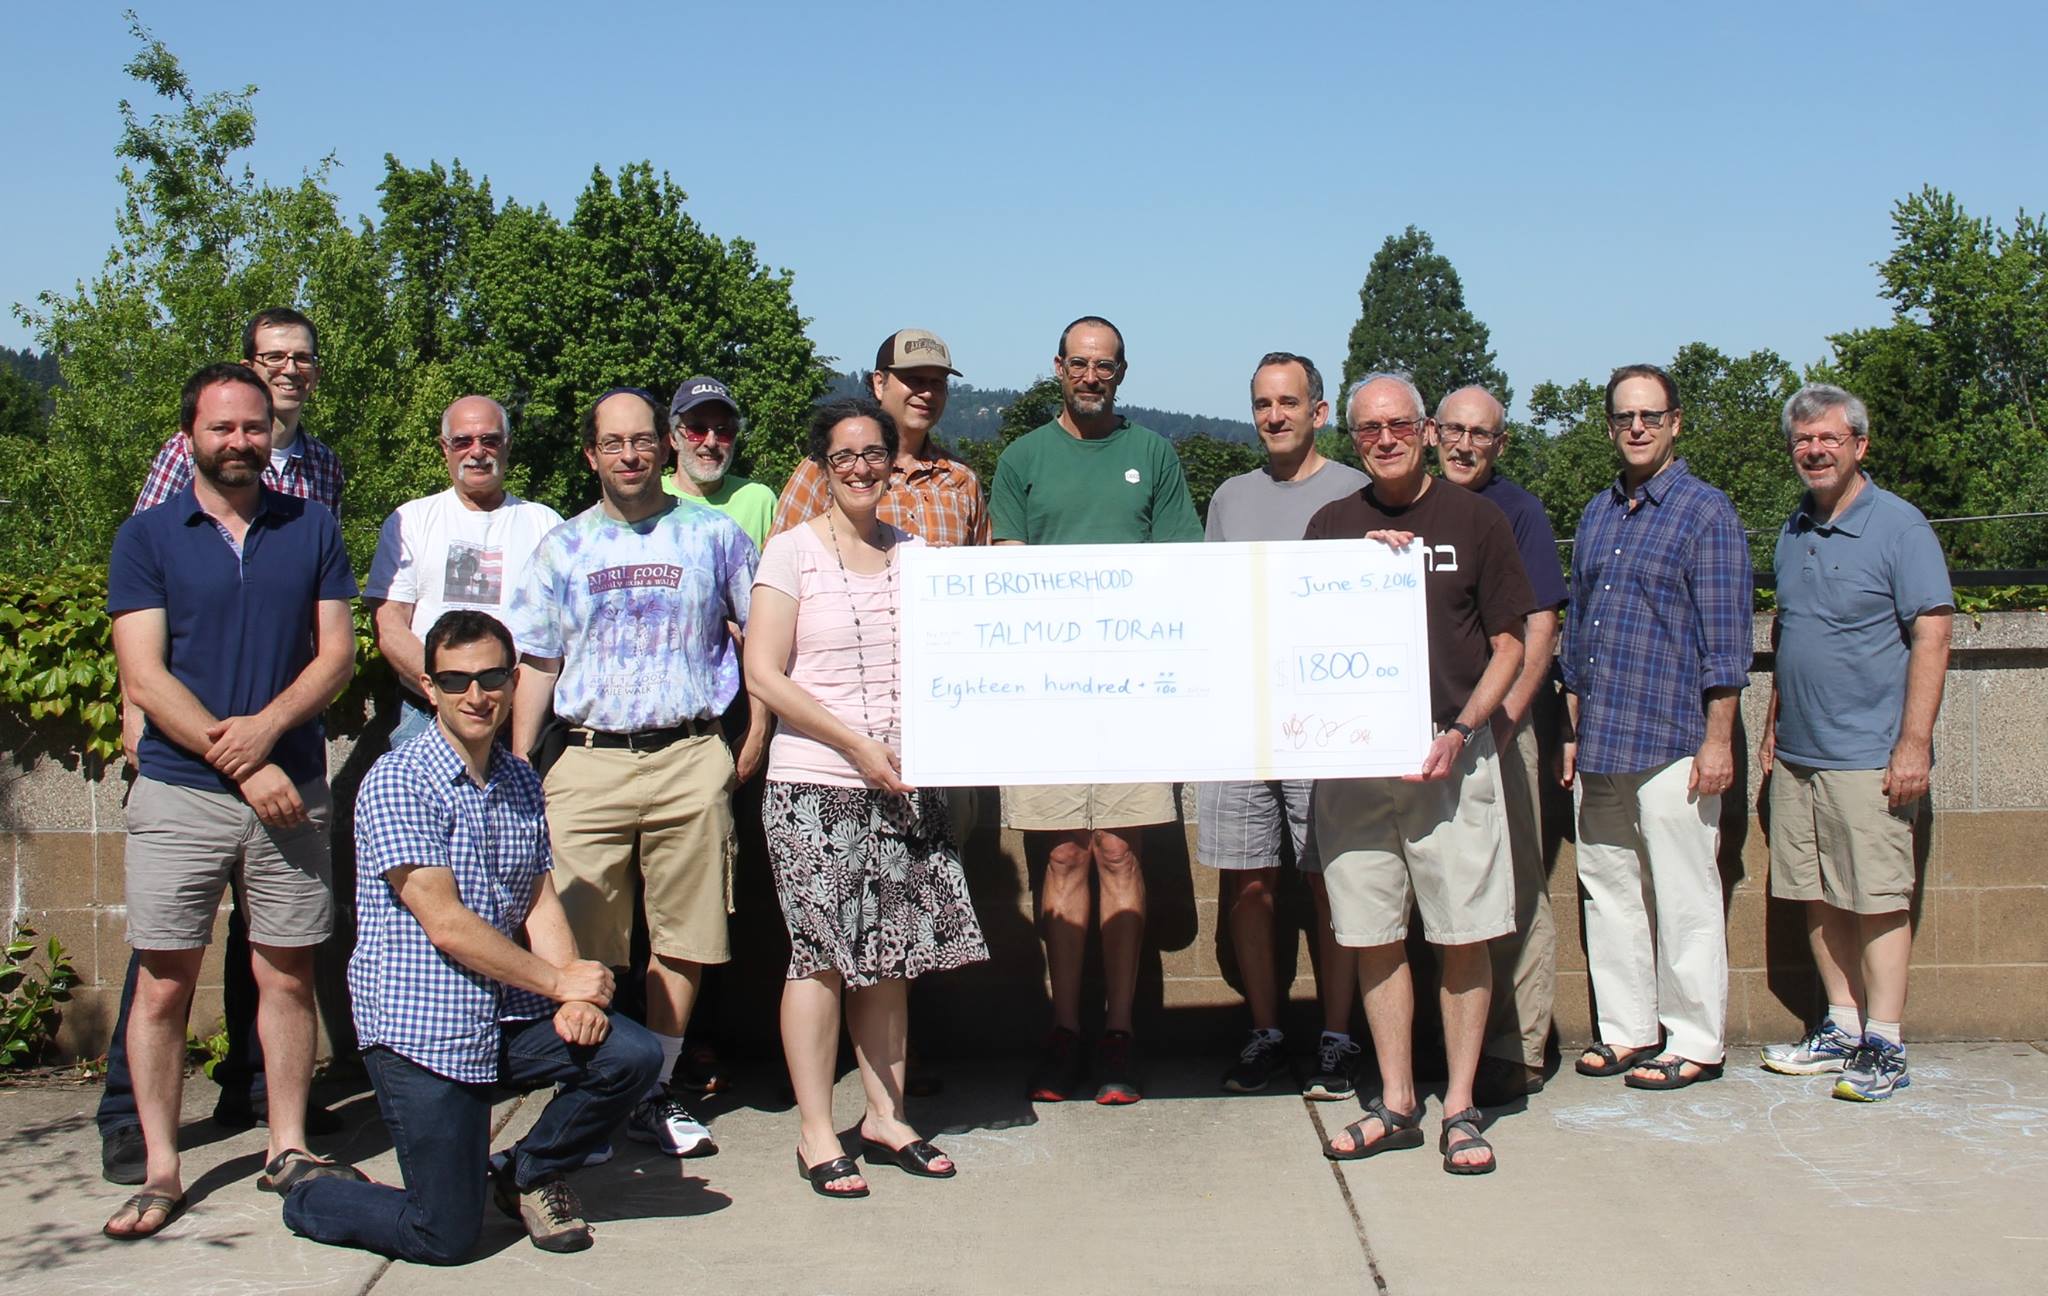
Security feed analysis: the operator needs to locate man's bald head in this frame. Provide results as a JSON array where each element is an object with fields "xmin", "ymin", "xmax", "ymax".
[
  {"xmin": 440, "ymin": 394, "xmax": 513, "ymax": 504},
  {"xmin": 1434, "ymin": 385, "xmax": 1509, "ymax": 490}
]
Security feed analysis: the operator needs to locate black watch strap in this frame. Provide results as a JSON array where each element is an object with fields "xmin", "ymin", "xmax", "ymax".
[{"xmin": 1447, "ymin": 720, "xmax": 1475, "ymax": 743}]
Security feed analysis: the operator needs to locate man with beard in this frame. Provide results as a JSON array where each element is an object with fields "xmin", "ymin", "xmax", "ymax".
[
  {"xmin": 990, "ymin": 315, "xmax": 1202, "ymax": 1106},
  {"xmin": 102, "ymin": 363, "xmax": 361, "ymax": 1237},
  {"xmin": 1306, "ymin": 372, "xmax": 1531, "ymax": 1174},
  {"xmin": 506, "ymin": 388, "xmax": 760, "ymax": 1161},
  {"xmin": 772, "ymin": 329, "xmax": 989, "ymax": 548},
  {"xmin": 103, "ymin": 308, "xmax": 347, "ymax": 1186},
  {"xmin": 367, "ymin": 396, "xmax": 565, "ymax": 747},
  {"xmin": 661, "ymin": 376, "xmax": 777, "ymax": 548},
  {"xmin": 1199, "ymin": 352, "xmax": 1369, "ymax": 1099},
  {"xmin": 1759, "ymin": 384, "xmax": 1952, "ymax": 1102},
  {"xmin": 1433, "ymin": 385, "xmax": 1569, "ymax": 1105}
]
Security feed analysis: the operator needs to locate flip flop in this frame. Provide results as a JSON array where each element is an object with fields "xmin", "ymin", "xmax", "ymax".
[
  {"xmin": 103, "ymin": 1190, "xmax": 186, "ymax": 1240},
  {"xmin": 860, "ymin": 1136, "xmax": 958, "ymax": 1178},
  {"xmin": 796, "ymin": 1149, "xmax": 869, "ymax": 1199},
  {"xmin": 1323, "ymin": 1096, "xmax": 1426, "ymax": 1161},
  {"xmin": 1575, "ymin": 1042, "xmax": 1662, "ymax": 1077},
  {"xmin": 258, "ymin": 1147, "xmax": 370, "ymax": 1194},
  {"xmin": 1438, "ymin": 1107, "xmax": 1497, "ymax": 1176},
  {"xmin": 1623, "ymin": 1057, "xmax": 1725, "ymax": 1090}
]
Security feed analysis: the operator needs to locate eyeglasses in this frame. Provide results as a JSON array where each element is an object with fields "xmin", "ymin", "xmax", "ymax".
[
  {"xmin": 1060, "ymin": 357, "xmax": 1122, "ymax": 379},
  {"xmin": 429, "ymin": 666, "xmax": 513, "ymax": 694},
  {"xmin": 1350, "ymin": 418, "xmax": 1424, "ymax": 441},
  {"xmin": 444, "ymin": 433, "xmax": 506, "ymax": 452},
  {"xmin": 678, "ymin": 423, "xmax": 739, "ymax": 444},
  {"xmin": 1790, "ymin": 432, "xmax": 1859, "ymax": 451},
  {"xmin": 1436, "ymin": 422, "xmax": 1501, "ymax": 447},
  {"xmin": 1608, "ymin": 408, "xmax": 1675, "ymax": 431},
  {"xmin": 826, "ymin": 446, "xmax": 890, "ymax": 472},
  {"xmin": 594, "ymin": 435, "xmax": 661, "ymax": 456},
  {"xmin": 253, "ymin": 351, "xmax": 318, "ymax": 370}
]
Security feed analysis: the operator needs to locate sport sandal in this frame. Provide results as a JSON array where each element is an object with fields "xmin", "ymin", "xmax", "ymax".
[
  {"xmin": 1323, "ymin": 1096, "xmax": 1425, "ymax": 1161},
  {"xmin": 1438, "ymin": 1107, "xmax": 1497, "ymax": 1176}
]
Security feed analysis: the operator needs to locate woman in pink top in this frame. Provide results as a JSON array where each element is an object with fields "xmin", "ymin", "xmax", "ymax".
[{"xmin": 744, "ymin": 396, "xmax": 988, "ymax": 1200}]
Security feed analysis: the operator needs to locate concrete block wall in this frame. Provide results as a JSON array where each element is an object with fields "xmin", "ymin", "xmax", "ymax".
[{"xmin": 7, "ymin": 613, "xmax": 2046, "ymax": 1061}]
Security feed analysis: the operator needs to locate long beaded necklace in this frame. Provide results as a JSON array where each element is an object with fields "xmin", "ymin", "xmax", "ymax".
[{"xmin": 825, "ymin": 514, "xmax": 900, "ymax": 745}]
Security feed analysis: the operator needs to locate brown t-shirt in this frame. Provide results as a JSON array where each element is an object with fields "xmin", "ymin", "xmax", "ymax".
[{"xmin": 1305, "ymin": 479, "xmax": 1535, "ymax": 726}]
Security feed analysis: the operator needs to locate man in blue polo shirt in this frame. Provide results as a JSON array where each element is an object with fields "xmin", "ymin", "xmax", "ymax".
[
  {"xmin": 1435, "ymin": 384, "xmax": 1569, "ymax": 1104},
  {"xmin": 283, "ymin": 610, "xmax": 659, "ymax": 1260},
  {"xmin": 1759, "ymin": 384, "xmax": 1952, "ymax": 1101},
  {"xmin": 103, "ymin": 362, "xmax": 359, "ymax": 1239}
]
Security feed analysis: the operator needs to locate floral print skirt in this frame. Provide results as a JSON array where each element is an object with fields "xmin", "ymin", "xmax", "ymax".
[{"xmin": 762, "ymin": 781, "xmax": 990, "ymax": 988}]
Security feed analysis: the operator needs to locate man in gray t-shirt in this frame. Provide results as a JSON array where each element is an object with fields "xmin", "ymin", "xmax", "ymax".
[{"xmin": 1200, "ymin": 352, "xmax": 1371, "ymax": 1100}]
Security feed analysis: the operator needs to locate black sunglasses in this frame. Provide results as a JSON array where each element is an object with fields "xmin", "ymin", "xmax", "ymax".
[{"xmin": 429, "ymin": 666, "xmax": 513, "ymax": 694}]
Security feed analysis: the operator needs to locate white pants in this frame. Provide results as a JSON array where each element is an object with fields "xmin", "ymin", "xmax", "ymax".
[{"xmin": 1575, "ymin": 758, "xmax": 1727, "ymax": 1065}]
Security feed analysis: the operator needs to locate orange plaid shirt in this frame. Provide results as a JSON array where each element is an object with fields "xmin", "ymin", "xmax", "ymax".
[{"xmin": 770, "ymin": 445, "xmax": 990, "ymax": 547}]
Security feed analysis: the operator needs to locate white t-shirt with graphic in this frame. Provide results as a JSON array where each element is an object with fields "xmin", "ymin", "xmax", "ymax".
[{"xmin": 365, "ymin": 489, "xmax": 566, "ymax": 636}]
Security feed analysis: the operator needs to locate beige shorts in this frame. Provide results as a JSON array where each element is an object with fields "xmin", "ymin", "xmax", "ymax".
[
  {"xmin": 1000, "ymin": 782, "xmax": 1177, "ymax": 832},
  {"xmin": 123, "ymin": 775, "xmax": 333, "ymax": 950},
  {"xmin": 1313, "ymin": 728, "xmax": 1513, "ymax": 946},
  {"xmin": 1768, "ymin": 761, "xmax": 1918, "ymax": 914},
  {"xmin": 543, "ymin": 735, "xmax": 737, "ymax": 967}
]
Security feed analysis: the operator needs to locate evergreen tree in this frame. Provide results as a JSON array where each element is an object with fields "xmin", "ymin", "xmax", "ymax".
[{"xmin": 1341, "ymin": 226, "xmax": 1512, "ymax": 413}]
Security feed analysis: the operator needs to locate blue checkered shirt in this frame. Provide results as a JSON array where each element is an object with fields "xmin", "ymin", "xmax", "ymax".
[
  {"xmin": 1560, "ymin": 459, "xmax": 1753, "ymax": 775},
  {"xmin": 350, "ymin": 728, "xmax": 555, "ymax": 1083}
]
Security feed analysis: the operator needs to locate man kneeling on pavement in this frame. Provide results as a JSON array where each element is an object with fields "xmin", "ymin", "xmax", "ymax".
[{"xmin": 283, "ymin": 610, "xmax": 660, "ymax": 1261}]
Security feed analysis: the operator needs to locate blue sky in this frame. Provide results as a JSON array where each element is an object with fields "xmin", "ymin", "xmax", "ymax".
[{"xmin": 4, "ymin": 2, "xmax": 2043, "ymax": 420}]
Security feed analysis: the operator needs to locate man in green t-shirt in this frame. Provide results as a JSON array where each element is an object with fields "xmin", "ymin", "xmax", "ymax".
[
  {"xmin": 661, "ymin": 376, "xmax": 776, "ymax": 549},
  {"xmin": 990, "ymin": 315, "xmax": 1201, "ymax": 1107}
]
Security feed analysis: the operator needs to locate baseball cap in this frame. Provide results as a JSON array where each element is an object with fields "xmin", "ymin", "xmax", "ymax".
[
  {"xmin": 874, "ymin": 329, "xmax": 962, "ymax": 377},
  {"xmin": 670, "ymin": 376, "xmax": 740, "ymax": 419}
]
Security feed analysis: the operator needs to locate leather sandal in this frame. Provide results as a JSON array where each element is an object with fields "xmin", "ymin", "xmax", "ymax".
[
  {"xmin": 1323, "ymin": 1095, "xmax": 1426, "ymax": 1161},
  {"xmin": 1622, "ymin": 1056, "xmax": 1725, "ymax": 1090},
  {"xmin": 257, "ymin": 1147, "xmax": 369, "ymax": 1194},
  {"xmin": 796, "ymin": 1149, "xmax": 870, "ymax": 1199},
  {"xmin": 1438, "ymin": 1107, "xmax": 1497, "ymax": 1176},
  {"xmin": 860, "ymin": 1136, "xmax": 957, "ymax": 1178},
  {"xmin": 1574, "ymin": 1041, "xmax": 1661, "ymax": 1077},
  {"xmin": 103, "ymin": 1190, "xmax": 186, "ymax": 1239}
]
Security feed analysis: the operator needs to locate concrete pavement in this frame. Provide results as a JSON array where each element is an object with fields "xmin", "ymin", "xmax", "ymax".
[{"xmin": 2, "ymin": 1043, "xmax": 2043, "ymax": 1295}]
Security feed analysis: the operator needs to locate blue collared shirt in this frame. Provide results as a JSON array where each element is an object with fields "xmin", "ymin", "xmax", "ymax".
[
  {"xmin": 1560, "ymin": 459, "xmax": 1753, "ymax": 775},
  {"xmin": 350, "ymin": 728, "xmax": 555, "ymax": 1083},
  {"xmin": 106, "ymin": 485, "xmax": 357, "ymax": 791}
]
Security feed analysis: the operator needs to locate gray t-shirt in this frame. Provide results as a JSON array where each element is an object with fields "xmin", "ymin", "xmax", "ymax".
[
  {"xmin": 1772, "ymin": 475, "xmax": 1953, "ymax": 769},
  {"xmin": 1206, "ymin": 459, "xmax": 1372, "ymax": 542}
]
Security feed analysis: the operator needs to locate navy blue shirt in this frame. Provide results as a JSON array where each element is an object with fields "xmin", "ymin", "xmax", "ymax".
[
  {"xmin": 1474, "ymin": 473, "xmax": 1568, "ymax": 610},
  {"xmin": 107, "ymin": 486, "xmax": 358, "ymax": 791}
]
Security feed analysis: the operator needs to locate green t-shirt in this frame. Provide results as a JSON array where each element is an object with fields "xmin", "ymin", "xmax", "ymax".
[
  {"xmin": 660, "ymin": 472, "xmax": 777, "ymax": 549},
  {"xmin": 989, "ymin": 420, "xmax": 1202, "ymax": 545}
]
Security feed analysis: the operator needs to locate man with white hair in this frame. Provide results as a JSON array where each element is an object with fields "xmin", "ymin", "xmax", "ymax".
[
  {"xmin": 366, "ymin": 396, "xmax": 565, "ymax": 746},
  {"xmin": 1759, "ymin": 383, "xmax": 1952, "ymax": 1101}
]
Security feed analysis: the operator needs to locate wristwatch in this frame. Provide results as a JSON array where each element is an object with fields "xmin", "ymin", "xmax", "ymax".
[{"xmin": 1446, "ymin": 721, "xmax": 1475, "ymax": 745}]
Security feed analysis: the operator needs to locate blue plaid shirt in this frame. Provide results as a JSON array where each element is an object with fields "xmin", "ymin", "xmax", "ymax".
[
  {"xmin": 1560, "ymin": 459, "xmax": 1753, "ymax": 775},
  {"xmin": 350, "ymin": 728, "xmax": 555, "ymax": 1083}
]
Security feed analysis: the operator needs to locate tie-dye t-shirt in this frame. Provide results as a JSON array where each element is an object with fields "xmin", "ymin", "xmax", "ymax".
[{"xmin": 506, "ymin": 500, "xmax": 757, "ymax": 732}]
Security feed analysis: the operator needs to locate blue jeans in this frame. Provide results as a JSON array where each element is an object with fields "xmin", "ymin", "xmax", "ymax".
[
  {"xmin": 390, "ymin": 697, "xmax": 433, "ymax": 748},
  {"xmin": 282, "ymin": 1014, "xmax": 659, "ymax": 1266}
]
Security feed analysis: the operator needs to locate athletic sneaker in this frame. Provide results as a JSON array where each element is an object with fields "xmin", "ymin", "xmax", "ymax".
[
  {"xmin": 1834, "ymin": 1035, "xmax": 1911, "ymax": 1102},
  {"xmin": 491, "ymin": 1163, "xmax": 593, "ymax": 1253},
  {"xmin": 1093, "ymin": 1030, "xmax": 1143, "ymax": 1105},
  {"xmin": 626, "ymin": 1086, "xmax": 719, "ymax": 1157},
  {"xmin": 1027, "ymin": 1026, "xmax": 1086, "ymax": 1103},
  {"xmin": 488, "ymin": 1144, "xmax": 613, "ymax": 1178},
  {"xmin": 1221, "ymin": 1031, "xmax": 1288, "ymax": 1093},
  {"xmin": 1760, "ymin": 1019, "xmax": 1860, "ymax": 1075},
  {"xmin": 1303, "ymin": 1034, "xmax": 1362, "ymax": 1102}
]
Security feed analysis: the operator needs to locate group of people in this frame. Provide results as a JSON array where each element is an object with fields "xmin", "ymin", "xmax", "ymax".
[{"xmin": 92, "ymin": 307, "xmax": 1953, "ymax": 1261}]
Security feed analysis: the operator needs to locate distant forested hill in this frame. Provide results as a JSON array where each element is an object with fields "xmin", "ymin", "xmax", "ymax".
[{"xmin": 825, "ymin": 371, "xmax": 1256, "ymax": 443}]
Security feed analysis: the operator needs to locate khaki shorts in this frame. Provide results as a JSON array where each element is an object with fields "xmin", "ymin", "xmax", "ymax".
[
  {"xmin": 123, "ymin": 775, "xmax": 333, "ymax": 950},
  {"xmin": 544, "ymin": 735, "xmax": 737, "ymax": 967},
  {"xmin": 1768, "ymin": 761, "xmax": 1917, "ymax": 914},
  {"xmin": 1313, "ymin": 728, "xmax": 1513, "ymax": 946},
  {"xmin": 1000, "ymin": 782, "xmax": 1177, "ymax": 832}
]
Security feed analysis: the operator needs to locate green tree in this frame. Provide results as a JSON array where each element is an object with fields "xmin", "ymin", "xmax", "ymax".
[
  {"xmin": 1172, "ymin": 433, "xmax": 1262, "ymax": 521},
  {"xmin": 0, "ymin": 368, "xmax": 45, "ymax": 444},
  {"xmin": 1341, "ymin": 226, "xmax": 1512, "ymax": 412}
]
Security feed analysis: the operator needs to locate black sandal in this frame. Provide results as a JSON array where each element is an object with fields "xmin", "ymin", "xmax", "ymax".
[
  {"xmin": 860, "ymin": 1136, "xmax": 957, "ymax": 1178},
  {"xmin": 796, "ymin": 1149, "xmax": 870, "ymax": 1199},
  {"xmin": 1574, "ymin": 1041, "xmax": 1661, "ymax": 1077},
  {"xmin": 103, "ymin": 1190, "xmax": 186, "ymax": 1240},
  {"xmin": 1438, "ymin": 1107, "xmax": 1497, "ymax": 1176},
  {"xmin": 1622, "ymin": 1056, "xmax": 1725, "ymax": 1090},
  {"xmin": 257, "ymin": 1148, "xmax": 369, "ymax": 1194},
  {"xmin": 1323, "ymin": 1096, "xmax": 1425, "ymax": 1161}
]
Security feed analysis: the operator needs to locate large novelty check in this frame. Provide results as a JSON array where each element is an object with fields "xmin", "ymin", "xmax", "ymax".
[{"xmin": 899, "ymin": 540, "xmax": 1431, "ymax": 785}]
